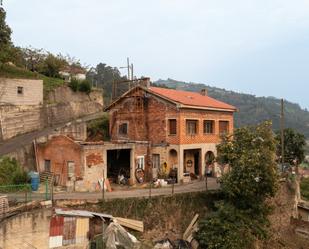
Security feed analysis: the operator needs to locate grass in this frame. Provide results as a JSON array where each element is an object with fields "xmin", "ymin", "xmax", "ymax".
[
  {"xmin": 300, "ymin": 177, "xmax": 309, "ymax": 201},
  {"xmin": 0, "ymin": 63, "xmax": 65, "ymax": 93}
]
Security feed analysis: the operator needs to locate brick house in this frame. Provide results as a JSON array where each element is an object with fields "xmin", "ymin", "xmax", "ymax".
[
  {"xmin": 36, "ymin": 135, "xmax": 105, "ymax": 191},
  {"xmin": 105, "ymin": 78, "xmax": 236, "ymax": 183}
]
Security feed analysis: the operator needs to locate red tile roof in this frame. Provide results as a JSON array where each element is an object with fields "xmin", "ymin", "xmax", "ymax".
[{"xmin": 148, "ymin": 87, "xmax": 236, "ymax": 111}]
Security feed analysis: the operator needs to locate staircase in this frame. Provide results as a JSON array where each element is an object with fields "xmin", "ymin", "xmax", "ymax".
[{"xmin": 39, "ymin": 171, "xmax": 54, "ymax": 186}]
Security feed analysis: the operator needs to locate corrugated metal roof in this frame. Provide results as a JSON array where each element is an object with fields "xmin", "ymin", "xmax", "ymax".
[{"xmin": 55, "ymin": 208, "xmax": 113, "ymax": 219}]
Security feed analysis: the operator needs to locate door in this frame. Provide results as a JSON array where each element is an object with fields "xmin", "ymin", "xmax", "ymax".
[
  {"xmin": 152, "ymin": 154, "xmax": 160, "ymax": 179},
  {"xmin": 194, "ymin": 152, "xmax": 200, "ymax": 175},
  {"xmin": 67, "ymin": 161, "xmax": 75, "ymax": 180},
  {"xmin": 44, "ymin": 159, "xmax": 51, "ymax": 172}
]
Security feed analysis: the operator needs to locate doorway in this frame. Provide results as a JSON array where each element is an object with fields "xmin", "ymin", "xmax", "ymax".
[
  {"xmin": 184, "ymin": 149, "xmax": 201, "ymax": 176},
  {"xmin": 107, "ymin": 149, "xmax": 131, "ymax": 183}
]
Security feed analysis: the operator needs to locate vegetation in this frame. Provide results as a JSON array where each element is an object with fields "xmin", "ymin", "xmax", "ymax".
[
  {"xmin": 300, "ymin": 178, "xmax": 309, "ymax": 201},
  {"xmin": 87, "ymin": 114, "xmax": 110, "ymax": 141},
  {"xmin": 196, "ymin": 122, "xmax": 279, "ymax": 249},
  {"xmin": 86, "ymin": 63, "xmax": 127, "ymax": 105},
  {"xmin": 68, "ymin": 78, "xmax": 92, "ymax": 94},
  {"xmin": 154, "ymin": 79, "xmax": 309, "ymax": 138},
  {"xmin": 275, "ymin": 128, "xmax": 306, "ymax": 165},
  {"xmin": 0, "ymin": 63, "xmax": 65, "ymax": 93},
  {"xmin": 0, "ymin": 157, "xmax": 29, "ymax": 185}
]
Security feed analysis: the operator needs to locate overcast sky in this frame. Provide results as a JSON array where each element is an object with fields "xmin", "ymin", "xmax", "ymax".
[{"xmin": 4, "ymin": 0, "xmax": 309, "ymax": 108}]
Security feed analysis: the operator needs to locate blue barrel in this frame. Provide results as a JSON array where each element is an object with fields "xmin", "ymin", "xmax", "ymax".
[{"xmin": 30, "ymin": 172, "xmax": 40, "ymax": 191}]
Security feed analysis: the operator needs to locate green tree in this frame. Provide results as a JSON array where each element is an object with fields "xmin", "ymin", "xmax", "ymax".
[
  {"xmin": 196, "ymin": 122, "xmax": 279, "ymax": 249},
  {"xmin": 0, "ymin": 7, "xmax": 12, "ymax": 63},
  {"xmin": 276, "ymin": 128, "xmax": 306, "ymax": 165},
  {"xmin": 39, "ymin": 53, "xmax": 67, "ymax": 78},
  {"xmin": 86, "ymin": 63, "xmax": 126, "ymax": 105},
  {"xmin": 218, "ymin": 122, "xmax": 279, "ymax": 210}
]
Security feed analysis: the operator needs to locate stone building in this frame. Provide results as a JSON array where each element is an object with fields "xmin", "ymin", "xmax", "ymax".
[{"xmin": 105, "ymin": 78, "xmax": 236, "ymax": 183}]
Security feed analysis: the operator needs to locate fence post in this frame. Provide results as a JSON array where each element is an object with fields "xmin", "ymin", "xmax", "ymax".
[{"xmin": 45, "ymin": 179, "xmax": 48, "ymax": 200}]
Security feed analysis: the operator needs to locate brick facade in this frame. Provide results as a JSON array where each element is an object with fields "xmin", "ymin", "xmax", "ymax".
[
  {"xmin": 106, "ymin": 84, "xmax": 236, "ymax": 182},
  {"xmin": 36, "ymin": 135, "xmax": 105, "ymax": 190}
]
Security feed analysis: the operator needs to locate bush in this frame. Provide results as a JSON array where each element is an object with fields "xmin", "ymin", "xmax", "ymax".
[
  {"xmin": 0, "ymin": 157, "xmax": 29, "ymax": 185},
  {"xmin": 196, "ymin": 202, "xmax": 269, "ymax": 249},
  {"xmin": 78, "ymin": 80, "xmax": 91, "ymax": 94},
  {"xmin": 87, "ymin": 115, "xmax": 110, "ymax": 140},
  {"xmin": 300, "ymin": 178, "xmax": 309, "ymax": 201},
  {"xmin": 68, "ymin": 79, "xmax": 91, "ymax": 94},
  {"xmin": 68, "ymin": 78, "xmax": 79, "ymax": 92}
]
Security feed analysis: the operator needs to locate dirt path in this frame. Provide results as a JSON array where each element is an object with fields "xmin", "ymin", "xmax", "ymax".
[{"xmin": 54, "ymin": 178, "xmax": 219, "ymax": 200}]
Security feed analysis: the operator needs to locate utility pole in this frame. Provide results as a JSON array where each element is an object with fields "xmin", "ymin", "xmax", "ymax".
[
  {"xmin": 127, "ymin": 57, "xmax": 130, "ymax": 81},
  {"xmin": 280, "ymin": 99, "xmax": 285, "ymax": 171},
  {"xmin": 131, "ymin": 63, "xmax": 134, "ymax": 81}
]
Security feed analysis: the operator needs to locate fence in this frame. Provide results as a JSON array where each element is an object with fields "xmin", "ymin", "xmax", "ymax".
[{"xmin": 0, "ymin": 180, "xmax": 52, "ymax": 205}]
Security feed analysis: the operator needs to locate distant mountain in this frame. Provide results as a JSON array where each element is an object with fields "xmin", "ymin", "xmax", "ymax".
[{"xmin": 153, "ymin": 78, "xmax": 309, "ymax": 137}]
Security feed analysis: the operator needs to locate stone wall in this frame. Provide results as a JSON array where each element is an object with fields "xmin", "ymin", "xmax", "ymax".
[
  {"xmin": 0, "ymin": 84, "xmax": 103, "ymax": 141},
  {"xmin": 0, "ymin": 105, "xmax": 43, "ymax": 140},
  {"xmin": 45, "ymin": 85, "xmax": 103, "ymax": 106}
]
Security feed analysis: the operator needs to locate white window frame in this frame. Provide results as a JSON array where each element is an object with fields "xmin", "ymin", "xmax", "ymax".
[{"xmin": 137, "ymin": 156, "xmax": 145, "ymax": 170}]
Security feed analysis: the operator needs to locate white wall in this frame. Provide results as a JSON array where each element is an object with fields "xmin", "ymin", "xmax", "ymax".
[{"xmin": 0, "ymin": 78, "xmax": 43, "ymax": 106}]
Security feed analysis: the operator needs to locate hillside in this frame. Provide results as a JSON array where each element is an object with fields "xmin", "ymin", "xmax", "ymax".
[
  {"xmin": 153, "ymin": 79, "xmax": 309, "ymax": 137},
  {"xmin": 0, "ymin": 63, "xmax": 65, "ymax": 93}
]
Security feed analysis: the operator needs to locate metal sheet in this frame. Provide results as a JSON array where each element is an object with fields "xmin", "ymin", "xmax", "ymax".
[
  {"xmin": 55, "ymin": 208, "xmax": 113, "ymax": 219},
  {"xmin": 49, "ymin": 235, "xmax": 63, "ymax": 248},
  {"xmin": 76, "ymin": 217, "xmax": 89, "ymax": 244},
  {"xmin": 49, "ymin": 216, "xmax": 64, "ymax": 236},
  {"xmin": 63, "ymin": 216, "xmax": 76, "ymax": 246},
  {"xmin": 55, "ymin": 208, "xmax": 94, "ymax": 218}
]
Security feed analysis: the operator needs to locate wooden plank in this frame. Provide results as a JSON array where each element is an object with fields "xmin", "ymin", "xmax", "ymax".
[
  {"xmin": 183, "ymin": 214, "xmax": 199, "ymax": 241},
  {"xmin": 114, "ymin": 217, "xmax": 144, "ymax": 232}
]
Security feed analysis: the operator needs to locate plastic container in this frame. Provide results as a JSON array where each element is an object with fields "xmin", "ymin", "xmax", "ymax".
[{"xmin": 30, "ymin": 172, "xmax": 40, "ymax": 191}]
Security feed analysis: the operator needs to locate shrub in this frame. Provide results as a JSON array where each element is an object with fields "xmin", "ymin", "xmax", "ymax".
[
  {"xmin": 78, "ymin": 80, "xmax": 91, "ymax": 94},
  {"xmin": 0, "ymin": 157, "xmax": 29, "ymax": 185},
  {"xmin": 68, "ymin": 78, "xmax": 79, "ymax": 92},
  {"xmin": 300, "ymin": 178, "xmax": 309, "ymax": 201}
]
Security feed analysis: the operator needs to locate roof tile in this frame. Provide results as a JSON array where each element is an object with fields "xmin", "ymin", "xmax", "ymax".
[{"xmin": 149, "ymin": 87, "xmax": 236, "ymax": 111}]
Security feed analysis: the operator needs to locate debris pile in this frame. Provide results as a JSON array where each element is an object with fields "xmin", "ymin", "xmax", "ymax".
[
  {"xmin": 49, "ymin": 208, "xmax": 144, "ymax": 249},
  {"xmin": 154, "ymin": 214, "xmax": 199, "ymax": 249}
]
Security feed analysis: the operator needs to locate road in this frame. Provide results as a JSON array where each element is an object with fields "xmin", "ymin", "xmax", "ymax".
[
  {"xmin": 0, "ymin": 111, "xmax": 104, "ymax": 156},
  {"xmin": 54, "ymin": 178, "xmax": 219, "ymax": 200}
]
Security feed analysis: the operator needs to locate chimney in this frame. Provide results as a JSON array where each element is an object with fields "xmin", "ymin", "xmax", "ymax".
[
  {"xmin": 139, "ymin": 77, "xmax": 151, "ymax": 88},
  {"xmin": 200, "ymin": 88, "xmax": 207, "ymax": 96}
]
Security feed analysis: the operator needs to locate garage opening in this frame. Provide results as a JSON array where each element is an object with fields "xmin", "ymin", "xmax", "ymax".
[{"xmin": 107, "ymin": 149, "xmax": 131, "ymax": 183}]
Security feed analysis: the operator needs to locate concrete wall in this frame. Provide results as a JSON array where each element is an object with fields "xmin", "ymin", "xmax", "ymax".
[{"xmin": 0, "ymin": 78, "xmax": 43, "ymax": 106}]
